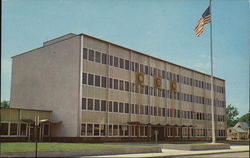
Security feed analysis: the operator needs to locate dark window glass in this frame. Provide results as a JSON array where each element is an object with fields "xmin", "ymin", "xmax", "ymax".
[
  {"xmin": 162, "ymin": 89, "xmax": 165, "ymax": 98},
  {"xmin": 154, "ymin": 107, "xmax": 157, "ymax": 116},
  {"xmin": 114, "ymin": 102, "xmax": 118, "ymax": 112},
  {"xmin": 87, "ymin": 124, "xmax": 93, "ymax": 136},
  {"xmin": 158, "ymin": 107, "xmax": 161, "ymax": 116},
  {"xmin": 83, "ymin": 48, "xmax": 88, "ymax": 59},
  {"xmin": 119, "ymin": 80, "xmax": 124, "ymax": 90},
  {"xmin": 109, "ymin": 55, "xmax": 113, "ymax": 66},
  {"xmin": 135, "ymin": 63, "xmax": 139, "ymax": 72},
  {"xmin": 153, "ymin": 68, "xmax": 157, "ymax": 76},
  {"xmin": 101, "ymin": 77, "xmax": 107, "ymax": 88},
  {"xmin": 145, "ymin": 66, "xmax": 149, "ymax": 74},
  {"xmin": 94, "ymin": 124, "xmax": 99, "ymax": 136},
  {"xmin": 150, "ymin": 67, "xmax": 153, "ymax": 76},
  {"xmin": 119, "ymin": 102, "xmax": 124, "ymax": 113},
  {"xmin": 102, "ymin": 53, "xmax": 107, "ymax": 64},
  {"xmin": 88, "ymin": 74, "xmax": 94, "ymax": 85},
  {"xmin": 109, "ymin": 101, "xmax": 113, "ymax": 112},
  {"xmin": 162, "ymin": 71, "xmax": 165, "ymax": 79},
  {"xmin": 88, "ymin": 99, "xmax": 93, "ymax": 110},
  {"xmin": 101, "ymin": 100, "xmax": 106, "ymax": 111},
  {"xmin": 88, "ymin": 50, "xmax": 94, "ymax": 61},
  {"xmin": 140, "ymin": 64, "xmax": 144, "ymax": 73},
  {"xmin": 114, "ymin": 79, "xmax": 118, "ymax": 89},
  {"xmin": 125, "ymin": 103, "xmax": 129, "ymax": 113},
  {"xmin": 145, "ymin": 86, "xmax": 149, "ymax": 95},
  {"xmin": 162, "ymin": 108, "xmax": 166, "ymax": 117},
  {"xmin": 95, "ymin": 51, "xmax": 101, "ymax": 63},
  {"xmin": 158, "ymin": 69, "xmax": 161, "ymax": 77},
  {"xmin": 82, "ymin": 73, "xmax": 87, "ymax": 84},
  {"xmin": 145, "ymin": 106, "xmax": 149, "ymax": 115},
  {"xmin": 109, "ymin": 78, "xmax": 113, "ymax": 89},
  {"xmin": 94, "ymin": 99, "xmax": 100, "ymax": 111},
  {"xmin": 120, "ymin": 58, "xmax": 124, "ymax": 69},
  {"xmin": 140, "ymin": 105, "xmax": 144, "ymax": 115},
  {"xmin": 125, "ymin": 81, "xmax": 130, "ymax": 91},
  {"xmin": 131, "ymin": 104, "xmax": 135, "ymax": 114},
  {"xmin": 125, "ymin": 60, "xmax": 130, "ymax": 70},
  {"xmin": 135, "ymin": 104, "xmax": 139, "ymax": 114},
  {"xmin": 95, "ymin": 75, "xmax": 100, "ymax": 87},
  {"xmin": 131, "ymin": 62, "xmax": 135, "ymax": 71},
  {"xmin": 82, "ymin": 98, "xmax": 86, "ymax": 110},
  {"xmin": 114, "ymin": 57, "xmax": 119, "ymax": 67}
]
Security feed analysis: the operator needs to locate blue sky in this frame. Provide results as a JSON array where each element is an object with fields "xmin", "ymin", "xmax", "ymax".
[{"xmin": 2, "ymin": 0, "xmax": 249, "ymax": 116}]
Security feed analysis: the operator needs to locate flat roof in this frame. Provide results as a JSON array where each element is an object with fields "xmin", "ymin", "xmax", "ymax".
[
  {"xmin": 11, "ymin": 33, "xmax": 225, "ymax": 81},
  {"xmin": 0, "ymin": 107, "xmax": 52, "ymax": 112}
]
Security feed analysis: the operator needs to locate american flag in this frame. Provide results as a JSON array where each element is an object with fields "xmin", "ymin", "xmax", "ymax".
[{"xmin": 194, "ymin": 7, "xmax": 211, "ymax": 37}]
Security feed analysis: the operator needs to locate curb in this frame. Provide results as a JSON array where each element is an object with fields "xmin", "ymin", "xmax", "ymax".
[{"xmin": 156, "ymin": 150, "xmax": 249, "ymax": 158}]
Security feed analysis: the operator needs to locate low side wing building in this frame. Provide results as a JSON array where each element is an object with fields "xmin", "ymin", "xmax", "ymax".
[{"xmin": 4, "ymin": 33, "xmax": 227, "ymax": 142}]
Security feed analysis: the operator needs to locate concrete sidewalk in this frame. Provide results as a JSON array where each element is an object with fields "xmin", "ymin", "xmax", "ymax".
[{"xmin": 93, "ymin": 145, "xmax": 249, "ymax": 157}]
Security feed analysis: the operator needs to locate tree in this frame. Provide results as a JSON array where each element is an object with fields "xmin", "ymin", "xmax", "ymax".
[
  {"xmin": 239, "ymin": 112, "xmax": 250, "ymax": 126},
  {"xmin": 0, "ymin": 100, "xmax": 10, "ymax": 108},
  {"xmin": 226, "ymin": 104, "xmax": 239, "ymax": 127}
]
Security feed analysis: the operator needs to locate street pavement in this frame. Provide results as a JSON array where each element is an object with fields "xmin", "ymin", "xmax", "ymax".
[
  {"xmin": 171, "ymin": 151, "xmax": 249, "ymax": 157},
  {"xmin": 90, "ymin": 145, "xmax": 249, "ymax": 158}
]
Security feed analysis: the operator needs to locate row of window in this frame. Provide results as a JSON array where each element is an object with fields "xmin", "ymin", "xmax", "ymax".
[
  {"xmin": 83, "ymin": 48, "xmax": 225, "ymax": 94},
  {"xmin": 83, "ymin": 72, "xmax": 226, "ymax": 108},
  {"xmin": 80, "ymin": 123, "xmax": 226, "ymax": 137},
  {"xmin": 0, "ymin": 122, "xmax": 49, "ymax": 137},
  {"xmin": 82, "ymin": 97, "xmax": 225, "ymax": 122}
]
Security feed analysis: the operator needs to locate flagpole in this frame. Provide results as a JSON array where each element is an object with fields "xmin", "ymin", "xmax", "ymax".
[{"xmin": 209, "ymin": 0, "xmax": 216, "ymax": 144}]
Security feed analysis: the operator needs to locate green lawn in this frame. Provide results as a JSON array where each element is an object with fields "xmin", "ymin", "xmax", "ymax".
[{"xmin": 1, "ymin": 143, "xmax": 143, "ymax": 152}]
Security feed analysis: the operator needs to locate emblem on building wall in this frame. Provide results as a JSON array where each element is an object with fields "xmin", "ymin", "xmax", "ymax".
[
  {"xmin": 136, "ymin": 72, "xmax": 144, "ymax": 85},
  {"xmin": 171, "ymin": 80, "xmax": 177, "ymax": 91},
  {"xmin": 155, "ymin": 77, "xmax": 162, "ymax": 88}
]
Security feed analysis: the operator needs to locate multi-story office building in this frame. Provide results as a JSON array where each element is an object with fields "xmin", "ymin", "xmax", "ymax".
[{"xmin": 10, "ymin": 33, "xmax": 227, "ymax": 142}]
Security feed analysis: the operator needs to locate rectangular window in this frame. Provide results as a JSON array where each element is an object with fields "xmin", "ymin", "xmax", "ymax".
[
  {"xmin": 95, "ymin": 75, "xmax": 100, "ymax": 87},
  {"xmin": 120, "ymin": 58, "xmax": 124, "ymax": 69},
  {"xmin": 81, "ymin": 124, "xmax": 86, "ymax": 136},
  {"xmin": 82, "ymin": 73, "xmax": 87, "ymax": 84},
  {"xmin": 100, "ymin": 124, "xmax": 106, "ymax": 136},
  {"xmin": 95, "ymin": 51, "xmax": 101, "ymax": 63},
  {"xmin": 88, "ymin": 50, "xmax": 94, "ymax": 61},
  {"xmin": 88, "ymin": 99, "xmax": 93, "ymax": 110},
  {"xmin": 88, "ymin": 74, "xmax": 94, "ymax": 85},
  {"xmin": 114, "ymin": 102, "xmax": 118, "ymax": 112},
  {"xmin": 94, "ymin": 99, "xmax": 100, "ymax": 111},
  {"xmin": 0, "ymin": 123, "xmax": 8, "ymax": 135},
  {"xmin": 125, "ymin": 81, "xmax": 130, "ymax": 91},
  {"xmin": 109, "ymin": 101, "xmax": 113, "ymax": 112},
  {"xmin": 83, "ymin": 48, "xmax": 88, "ymax": 59},
  {"xmin": 101, "ymin": 100, "xmax": 107, "ymax": 111},
  {"xmin": 109, "ymin": 55, "xmax": 113, "ymax": 66},
  {"xmin": 114, "ymin": 57, "xmax": 119, "ymax": 67},
  {"xmin": 125, "ymin": 103, "xmax": 129, "ymax": 113},
  {"xmin": 131, "ymin": 62, "xmax": 135, "ymax": 71},
  {"xmin": 158, "ymin": 107, "xmax": 161, "ymax": 116},
  {"xmin": 82, "ymin": 98, "xmax": 87, "ymax": 110},
  {"xmin": 10, "ymin": 123, "xmax": 18, "ymax": 135},
  {"xmin": 125, "ymin": 60, "xmax": 130, "ymax": 70},
  {"xmin": 162, "ymin": 71, "xmax": 165, "ymax": 79},
  {"xmin": 20, "ymin": 123, "xmax": 27, "ymax": 136},
  {"xmin": 145, "ymin": 66, "xmax": 149, "ymax": 74},
  {"xmin": 101, "ymin": 77, "xmax": 107, "ymax": 88},
  {"xmin": 94, "ymin": 124, "xmax": 99, "ymax": 136},
  {"xmin": 154, "ymin": 107, "xmax": 157, "ymax": 116},
  {"xmin": 145, "ymin": 106, "xmax": 149, "ymax": 115},
  {"xmin": 119, "ymin": 80, "xmax": 124, "ymax": 91},
  {"xmin": 102, "ymin": 53, "xmax": 107, "ymax": 64},
  {"xmin": 119, "ymin": 102, "xmax": 124, "ymax": 113},
  {"xmin": 140, "ymin": 64, "xmax": 144, "ymax": 73},
  {"xmin": 113, "ymin": 125, "xmax": 119, "ymax": 136},
  {"xmin": 114, "ymin": 79, "xmax": 118, "ymax": 89},
  {"xmin": 131, "ymin": 104, "xmax": 135, "ymax": 114},
  {"xmin": 109, "ymin": 78, "xmax": 113, "ymax": 89},
  {"xmin": 135, "ymin": 104, "xmax": 139, "ymax": 114},
  {"xmin": 145, "ymin": 86, "xmax": 149, "ymax": 95},
  {"xmin": 87, "ymin": 124, "xmax": 93, "ymax": 136},
  {"xmin": 140, "ymin": 105, "xmax": 144, "ymax": 115},
  {"xmin": 135, "ymin": 63, "xmax": 139, "ymax": 72},
  {"xmin": 162, "ymin": 108, "xmax": 166, "ymax": 117},
  {"xmin": 43, "ymin": 124, "xmax": 49, "ymax": 136}
]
